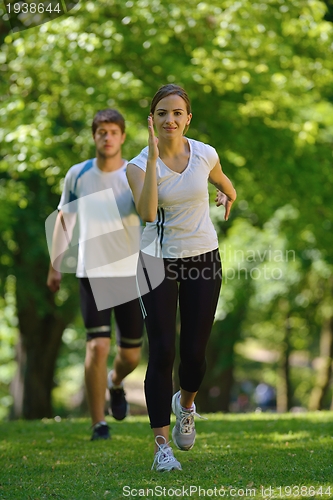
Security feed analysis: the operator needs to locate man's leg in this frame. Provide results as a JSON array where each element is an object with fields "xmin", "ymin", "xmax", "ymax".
[
  {"xmin": 79, "ymin": 278, "xmax": 112, "ymax": 438},
  {"xmin": 107, "ymin": 345, "xmax": 141, "ymax": 421},
  {"xmin": 108, "ymin": 285, "xmax": 144, "ymax": 419},
  {"xmin": 111, "ymin": 346, "xmax": 141, "ymax": 386},
  {"xmin": 85, "ymin": 337, "xmax": 110, "ymax": 425}
]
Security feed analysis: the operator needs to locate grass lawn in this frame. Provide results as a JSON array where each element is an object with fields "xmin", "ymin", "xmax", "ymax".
[{"xmin": 0, "ymin": 412, "xmax": 332, "ymax": 500}]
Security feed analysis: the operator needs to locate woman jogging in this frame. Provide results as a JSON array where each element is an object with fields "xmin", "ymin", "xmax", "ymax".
[{"xmin": 127, "ymin": 84, "xmax": 237, "ymax": 471}]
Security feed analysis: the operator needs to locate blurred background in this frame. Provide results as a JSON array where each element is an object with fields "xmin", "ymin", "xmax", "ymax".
[{"xmin": 0, "ymin": 0, "xmax": 333, "ymax": 420}]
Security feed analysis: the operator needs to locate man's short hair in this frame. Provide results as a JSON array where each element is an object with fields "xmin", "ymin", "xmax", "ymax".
[{"xmin": 92, "ymin": 109, "xmax": 125, "ymax": 135}]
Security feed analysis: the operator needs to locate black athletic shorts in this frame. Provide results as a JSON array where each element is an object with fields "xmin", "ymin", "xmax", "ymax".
[{"xmin": 79, "ymin": 277, "xmax": 144, "ymax": 348}]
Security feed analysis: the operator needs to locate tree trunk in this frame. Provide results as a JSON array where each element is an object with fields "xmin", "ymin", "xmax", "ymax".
[
  {"xmin": 172, "ymin": 313, "xmax": 235, "ymax": 413},
  {"xmin": 194, "ymin": 320, "xmax": 236, "ymax": 413},
  {"xmin": 10, "ymin": 275, "xmax": 77, "ymax": 420},
  {"xmin": 308, "ymin": 316, "xmax": 333, "ymax": 411},
  {"xmin": 10, "ymin": 336, "xmax": 26, "ymax": 418},
  {"xmin": 195, "ymin": 365, "xmax": 234, "ymax": 413},
  {"xmin": 6, "ymin": 170, "xmax": 79, "ymax": 420},
  {"xmin": 276, "ymin": 314, "xmax": 292, "ymax": 412}
]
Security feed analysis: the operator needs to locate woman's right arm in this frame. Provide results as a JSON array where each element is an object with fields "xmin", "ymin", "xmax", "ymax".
[{"xmin": 126, "ymin": 116, "xmax": 159, "ymax": 223}]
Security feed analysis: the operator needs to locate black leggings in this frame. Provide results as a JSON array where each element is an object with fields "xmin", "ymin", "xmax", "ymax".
[{"xmin": 141, "ymin": 249, "xmax": 222, "ymax": 428}]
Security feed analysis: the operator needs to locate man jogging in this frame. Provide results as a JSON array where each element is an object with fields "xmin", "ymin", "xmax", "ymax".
[{"xmin": 47, "ymin": 109, "xmax": 143, "ymax": 440}]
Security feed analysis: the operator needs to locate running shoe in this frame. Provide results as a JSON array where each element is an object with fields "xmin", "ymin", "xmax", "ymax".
[
  {"xmin": 151, "ymin": 435, "xmax": 182, "ymax": 472},
  {"xmin": 171, "ymin": 391, "xmax": 206, "ymax": 451},
  {"xmin": 108, "ymin": 370, "xmax": 128, "ymax": 421},
  {"xmin": 90, "ymin": 422, "xmax": 110, "ymax": 441}
]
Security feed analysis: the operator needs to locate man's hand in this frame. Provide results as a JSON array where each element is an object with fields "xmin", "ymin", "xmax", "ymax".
[{"xmin": 47, "ymin": 267, "xmax": 62, "ymax": 293}]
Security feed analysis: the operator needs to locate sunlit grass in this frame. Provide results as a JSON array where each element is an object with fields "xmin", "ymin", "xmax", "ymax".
[{"xmin": 0, "ymin": 412, "xmax": 332, "ymax": 499}]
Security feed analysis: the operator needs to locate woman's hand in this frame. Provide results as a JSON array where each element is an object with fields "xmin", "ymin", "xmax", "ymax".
[
  {"xmin": 148, "ymin": 115, "xmax": 159, "ymax": 162},
  {"xmin": 215, "ymin": 190, "xmax": 234, "ymax": 221},
  {"xmin": 209, "ymin": 160, "xmax": 236, "ymax": 221},
  {"xmin": 126, "ymin": 115, "xmax": 159, "ymax": 222}
]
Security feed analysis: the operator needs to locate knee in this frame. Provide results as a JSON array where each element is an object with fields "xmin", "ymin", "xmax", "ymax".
[
  {"xmin": 86, "ymin": 338, "xmax": 110, "ymax": 362},
  {"xmin": 118, "ymin": 347, "xmax": 141, "ymax": 371},
  {"xmin": 150, "ymin": 344, "xmax": 175, "ymax": 371}
]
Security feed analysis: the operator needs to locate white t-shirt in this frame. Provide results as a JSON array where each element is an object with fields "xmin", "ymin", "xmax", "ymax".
[
  {"xmin": 129, "ymin": 138, "xmax": 219, "ymax": 258},
  {"xmin": 58, "ymin": 159, "xmax": 141, "ymax": 277}
]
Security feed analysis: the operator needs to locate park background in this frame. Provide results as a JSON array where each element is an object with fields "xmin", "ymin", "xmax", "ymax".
[{"xmin": 0, "ymin": 0, "xmax": 333, "ymax": 422}]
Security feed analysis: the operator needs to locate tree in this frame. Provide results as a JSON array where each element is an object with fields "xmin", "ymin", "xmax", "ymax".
[
  {"xmin": 1, "ymin": 0, "xmax": 333, "ymax": 416},
  {"xmin": 0, "ymin": 168, "xmax": 79, "ymax": 418}
]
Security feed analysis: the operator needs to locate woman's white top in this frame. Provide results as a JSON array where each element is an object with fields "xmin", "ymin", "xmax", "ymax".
[{"xmin": 129, "ymin": 138, "xmax": 219, "ymax": 258}]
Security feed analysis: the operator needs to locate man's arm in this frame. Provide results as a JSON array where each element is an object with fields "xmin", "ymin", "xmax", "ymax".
[{"xmin": 47, "ymin": 210, "xmax": 77, "ymax": 292}]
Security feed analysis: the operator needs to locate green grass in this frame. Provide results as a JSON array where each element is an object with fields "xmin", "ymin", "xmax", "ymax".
[{"xmin": 0, "ymin": 412, "xmax": 332, "ymax": 500}]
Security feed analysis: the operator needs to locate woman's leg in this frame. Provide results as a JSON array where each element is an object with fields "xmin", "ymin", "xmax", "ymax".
[
  {"xmin": 178, "ymin": 250, "xmax": 222, "ymax": 395},
  {"xmin": 142, "ymin": 269, "xmax": 178, "ymax": 429},
  {"xmin": 171, "ymin": 251, "xmax": 222, "ymax": 451}
]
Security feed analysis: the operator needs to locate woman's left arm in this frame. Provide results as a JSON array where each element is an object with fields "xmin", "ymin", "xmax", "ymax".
[{"xmin": 208, "ymin": 159, "xmax": 237, "ymax": 221}]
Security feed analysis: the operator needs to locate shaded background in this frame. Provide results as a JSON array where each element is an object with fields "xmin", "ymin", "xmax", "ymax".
[{"xmin": 0, "ymin": 0, "xmax": 333, "ymax": 420}]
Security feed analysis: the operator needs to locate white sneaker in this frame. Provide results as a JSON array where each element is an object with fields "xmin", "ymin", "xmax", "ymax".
[
  {"xmin": 151, "ymin": 435, "xmax": 182, "ymax": 472},
  {"xmin": 171, "ymin": 391, "xmax": 206, "ymax": 451}
]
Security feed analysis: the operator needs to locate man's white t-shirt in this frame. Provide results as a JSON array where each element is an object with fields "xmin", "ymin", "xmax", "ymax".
[
  {"xmin": 58, "ymin": 159, "xmax": 141, "ymax": 277},
  {"xmin": 129, "ymin": 138, "xmax": 219, "ymax": 258}
]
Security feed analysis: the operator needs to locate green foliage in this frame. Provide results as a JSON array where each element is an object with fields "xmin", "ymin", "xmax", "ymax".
[
  {"xmin": 1, "ymin": 0, "xmax": 333, "ymax": 415},
  {"xmin": 204, "ymin": 204, "xmax": 333, "ymax": 410}
]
